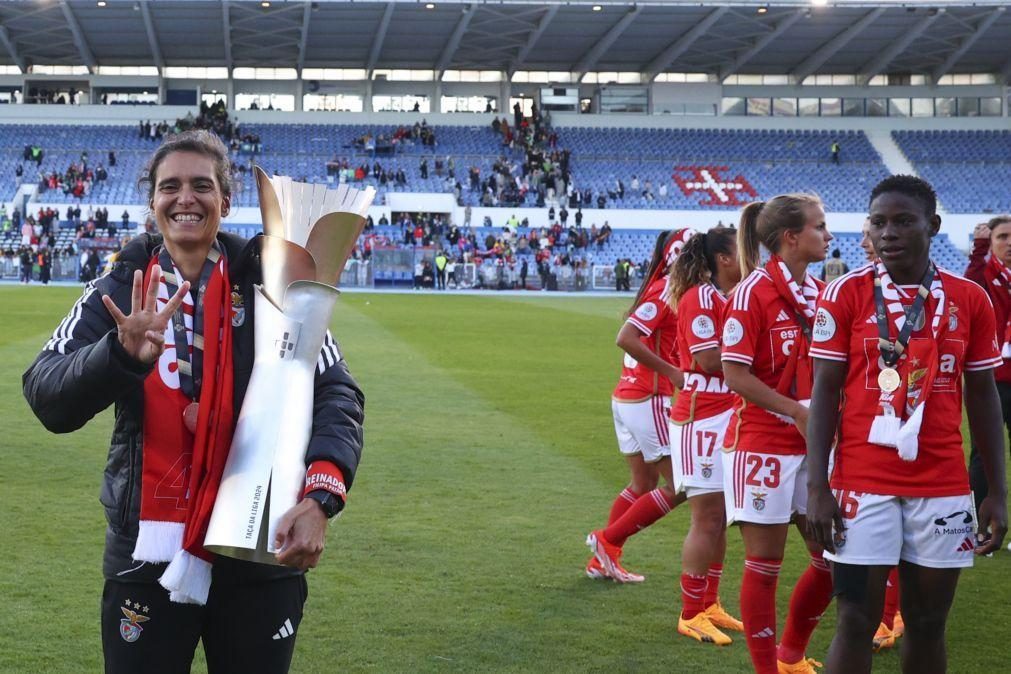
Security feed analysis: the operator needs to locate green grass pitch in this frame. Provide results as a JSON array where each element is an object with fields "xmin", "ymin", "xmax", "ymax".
[{"xmin": 1, "ymin": 286, "xmax": 1009, "ymax": 673}]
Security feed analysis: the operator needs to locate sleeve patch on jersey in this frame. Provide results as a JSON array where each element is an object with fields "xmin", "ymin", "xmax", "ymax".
[
  {"xmin": 812, "ymin": 307, "xmax": 837, "ymax": 343},
  {"xmin": 634, "ymin": 301, "xmax": 658, "ymax": 321},
  {"xmin": 623, "ymin": 352, "xmax": 639, "ymax": 369},
  {"xmin": 691, "ymin": 315, "xmax": 716, "ymax": 340},
  {"xmin": 722, "ymin": 318, "xmax": 744, "ymax": 347}
]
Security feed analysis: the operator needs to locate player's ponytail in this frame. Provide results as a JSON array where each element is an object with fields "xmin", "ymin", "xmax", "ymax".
[
  {"xmin": 667, "ymin": 225, "xmax": 737, "ymax": 307},
  {"xmin": 738, "ymin": 201, "xmax": 765, "ymax": 278},
  {"xmin": 738, "ymin": 194, "xmax": 822, "ymax": 278}
]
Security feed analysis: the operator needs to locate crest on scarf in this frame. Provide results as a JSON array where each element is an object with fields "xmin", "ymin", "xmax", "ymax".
[{"xmin": 119, "ymin": 602, "xmax": 151, "ymax": 643}]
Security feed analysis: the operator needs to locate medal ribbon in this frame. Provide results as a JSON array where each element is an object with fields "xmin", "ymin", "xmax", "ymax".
[
  {"xmin": 873, "ymin": 262, "xmax": 935, "ymax": 369},
  {"xmin": 157, "ymin": 244, "xmax": 223, "ymax": 400},
  {"xmin": 868, "ymin": 262, "xmax": 948, "ymax": 461}
]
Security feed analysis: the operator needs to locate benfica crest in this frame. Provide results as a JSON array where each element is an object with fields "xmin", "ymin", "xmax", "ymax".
[
  {"xmin": 751, "ymin": 490, "xmax": 768, "ymax": 512},
  {"xmin": 701, "ymin": 462, "xmax": 714, "ymax": 479},
  {"xmin": 673, "ymin": 165, "xmax": 758, "ymax": 207},
  {"xmin": 119, "ymin": 604, "xmax": 150, "ymax": 643}
]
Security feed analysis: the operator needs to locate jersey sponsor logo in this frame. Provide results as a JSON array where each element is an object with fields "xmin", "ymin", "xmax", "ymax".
[
  {"xmin": 813, "ymin": 307, "xmax": 836, "ymax": 343},
  {"xmin": 775, "ymin": 327, "xmax": 799, "ymax": 357},
  {"xmin": 691, "ymin": 315, "xmax": 716, "ymax": 339},
  {"xmin": 119, "ymin": 601, "xmax": 151, "ymax": 643},
  {"xmin": 635, "ymin": 302, "xmax": 658, "ymax": 321},
  {"xmin": 723, "ymin": 318, "xmax": 744, "ymax": 346}
]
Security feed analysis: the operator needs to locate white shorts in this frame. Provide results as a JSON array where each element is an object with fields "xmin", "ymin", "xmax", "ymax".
[
  {"xmin": 612, "ymin": 397, "xmax": 671, "ymax": 463},
  {"xmin": 671, "ymin": 409, "xmax": 733, "ymax": 498},
  {"xmin": 823, "ymin": 492, "xmax": 976, "ymax": 569},
  {"xmin": 723, "ymin": 450, "xmax": 807, "ymax": 525}
]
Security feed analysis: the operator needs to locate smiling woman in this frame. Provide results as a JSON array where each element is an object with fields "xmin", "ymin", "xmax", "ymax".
[{"xmin": 23, "ymin": 130, "xmax": 366, "ymax": 673}]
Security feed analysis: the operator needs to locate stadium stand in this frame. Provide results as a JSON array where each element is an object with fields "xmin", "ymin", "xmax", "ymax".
[
  {"xmin": 4, "ymin": 122, "xmax": 892, "ymax": 214},
  {"xmin": 892, "ymin": 130, "xmax": 1011, "ymax": 214}
]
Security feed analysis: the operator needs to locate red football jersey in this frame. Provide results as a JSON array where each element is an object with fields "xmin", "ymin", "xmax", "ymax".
[
  {"xmin": 810, "ymin": 265, "xmax": 1001, "ymax": 497},
  {"xmin": 613, "ymin": 278, "xmax": 679, "ymax": 401},
  {"xmin": 720, "ymin": 269, "xmax": 823, "ymax": 455},
  {"xmin": 671, "ymin": 282, "xmax": 733, "ymax": 423}
]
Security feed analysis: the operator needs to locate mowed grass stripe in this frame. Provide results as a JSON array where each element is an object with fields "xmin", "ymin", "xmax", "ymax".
[{"xmin": 307, "ymin": 297, "xmax": 751, "ymax": 672}]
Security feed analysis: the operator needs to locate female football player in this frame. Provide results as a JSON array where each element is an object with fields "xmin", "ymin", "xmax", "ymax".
[
  {"xmin": 585, "ymin": 229, "xmax": 693, "ymax": 582},
  {"xmin": 720, "ymin": 195, "xmax": 834, "ymax": 673},
  {"xmin": 667, "ymin": 226, "xmax": 744, "ymax": 645},
  {"xmin": 807, "ymin": 175, "xmax": 1007, "ymax": 674}
]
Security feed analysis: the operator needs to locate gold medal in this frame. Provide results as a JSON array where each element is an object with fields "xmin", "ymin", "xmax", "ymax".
[{"xmin": 878, "ymin": 367, "xmax": 901, "ymax": 393}]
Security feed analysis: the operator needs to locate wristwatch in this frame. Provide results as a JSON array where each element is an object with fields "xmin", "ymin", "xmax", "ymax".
[{"xmin": 305, "ymin": 490, "xmax": 345, "ymax": 519}]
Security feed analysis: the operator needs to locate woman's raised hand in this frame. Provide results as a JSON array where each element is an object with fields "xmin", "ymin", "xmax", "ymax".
[{"xmin": 102, "ymin": 265, "xmax": 190, "ymax": 365}]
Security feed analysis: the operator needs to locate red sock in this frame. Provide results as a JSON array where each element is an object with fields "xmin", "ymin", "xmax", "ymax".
[
  {"xmin": 602, "ymin": 489, "xmax": 675, "ymax": 547},
  {"xmin": 778, "ymin": 553, "xmax": 833, "ymax": 665},
  {"xmin": 606, "ymin": 487, "xmax": 639, "ymax": 525},
  {"xmin": 704, "ymin": 563, "xmax": 723, "ymax": 607},
  {"xmin": 881, "ymin": 567, "xmax": 900, "ymax": 629},
  {"xmin": 742, "ymin": 557, "xmax": 781, "ymax": 674},
  {"xmin": 681, "ymin": 573, "xmax": 708, "ymax": 619}
]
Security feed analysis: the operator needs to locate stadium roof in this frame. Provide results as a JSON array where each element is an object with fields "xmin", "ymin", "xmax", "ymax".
[{"xmin": 1, "ymin": 0, "xmax": 1009, "ymax": 83}]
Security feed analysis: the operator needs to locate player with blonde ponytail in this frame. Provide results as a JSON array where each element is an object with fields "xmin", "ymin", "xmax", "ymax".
[{"xmin": 721, "ymin": 195, "xmax": 835, "ymax": 673}]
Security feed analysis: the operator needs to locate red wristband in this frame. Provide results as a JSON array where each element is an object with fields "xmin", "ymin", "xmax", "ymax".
[{"xmin": 303, "ymin": 461, "xmax": 347, "ymax": 500}]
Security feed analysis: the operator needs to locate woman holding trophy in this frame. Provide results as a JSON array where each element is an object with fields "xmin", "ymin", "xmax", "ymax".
[{"xmin": 23, "ymin": 130, "xmax": 369, "ymax": 673}]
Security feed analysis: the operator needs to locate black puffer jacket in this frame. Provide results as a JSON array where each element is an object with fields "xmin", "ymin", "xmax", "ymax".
[{"xmin": 23, "ymin": 231, "xmax": 365, "ymax": 584}]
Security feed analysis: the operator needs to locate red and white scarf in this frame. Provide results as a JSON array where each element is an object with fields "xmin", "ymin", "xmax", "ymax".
[
  {"xmin": 983, "ymin": 253, "xmax": 1011, "ymax": 358},
  {"xmin": 867, "ymin": 262, "xmax": 947, "ymax": 461},
  {"xmin": 766, "ymin": 255, "xmax": 820, "ymax": 403},
  {"xmin": 131, "ymin": 252, "xmax": 235, "ymax": 604}
]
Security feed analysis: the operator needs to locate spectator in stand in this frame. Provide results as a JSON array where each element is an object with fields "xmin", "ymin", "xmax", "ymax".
[
  {"xmin": 108, "ymin": 150, "xmax": 116, "ymax": 167},
  {"xmin": 121, "ymin": 210, "xmax": 131, "ymax": 229},
  {"xmin": 596, "ymin": 222, "xmax": 613, "ymax": 249},
  {"xmin": 96, "ymin": 163, "xmax": 108, "ymax": 182},
  {"xmin": 420, "ymin": 158, "xmax": 428, "ymax": 180},
  {"xmin": 559, "ymin": 206, "xmax": 568, "ymax": 226},
  {"xmin": 831, "ymin": 140, "xmax": 840, "ymax": 164},
  {"xmin": 630, "ymin": 175, "xmax": 640, "ymax": 192},
  {"xmin": 575, "ymin": 209, "xmax": 583, "ymax": 229}
]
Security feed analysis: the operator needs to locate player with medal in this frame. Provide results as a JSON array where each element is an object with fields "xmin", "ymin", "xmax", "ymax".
[{"xmin": 806, "ymin": 175, "xmax": 1008, "ymax": 674}]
